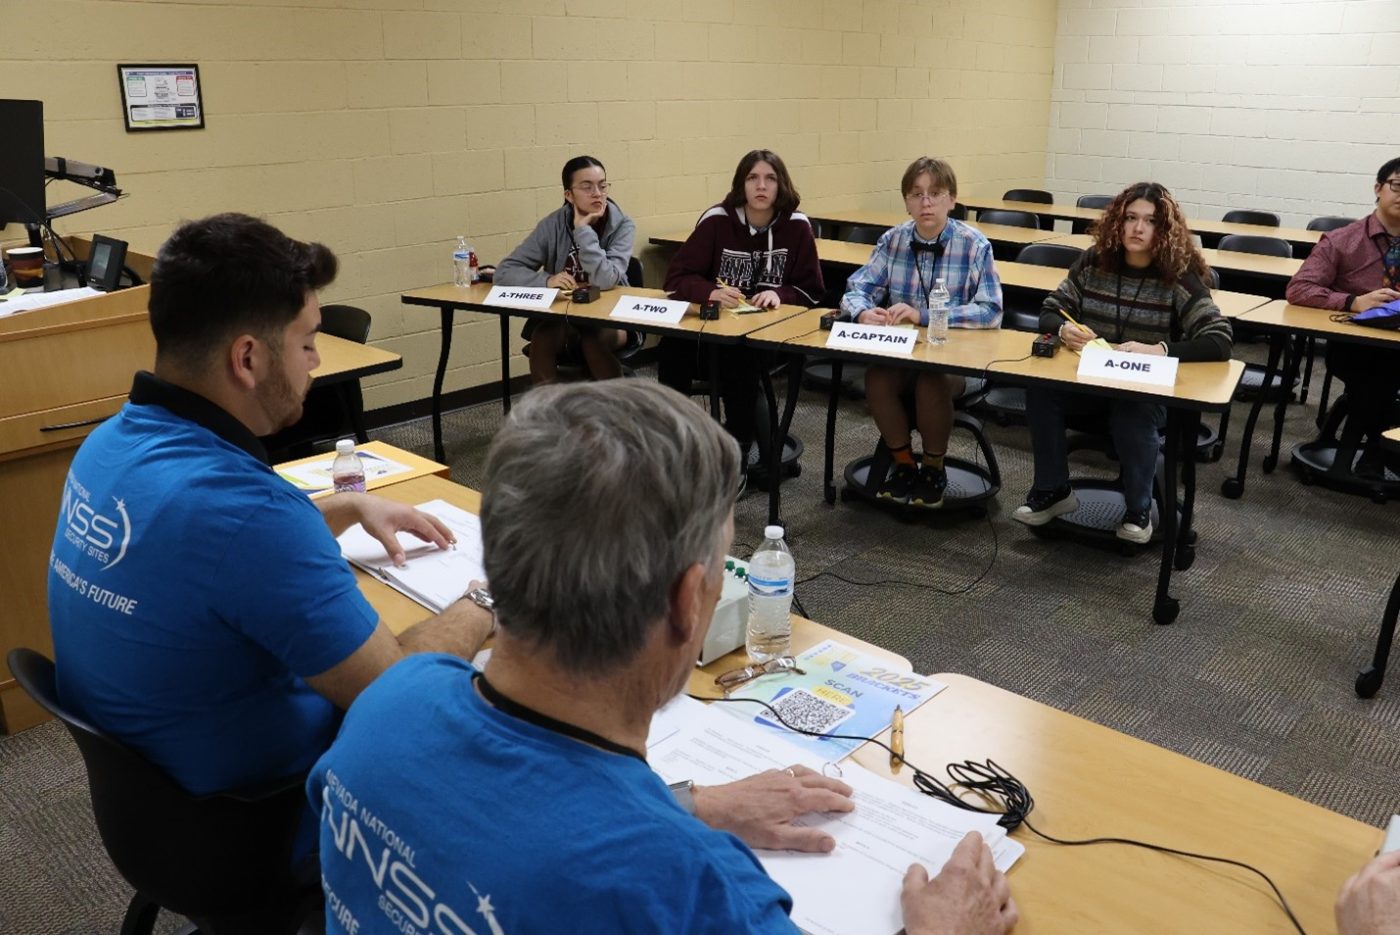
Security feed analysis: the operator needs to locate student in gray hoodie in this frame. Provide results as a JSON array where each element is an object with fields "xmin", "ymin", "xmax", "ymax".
[{"xmin": 495, "ymin": 155, "xmax": 638, "ymax": 382}]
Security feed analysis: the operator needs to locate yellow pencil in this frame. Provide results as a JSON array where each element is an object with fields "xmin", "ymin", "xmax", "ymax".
[{"xmin": 1056, "ymin": 308, "xmax": 1093, "ymax": 335}]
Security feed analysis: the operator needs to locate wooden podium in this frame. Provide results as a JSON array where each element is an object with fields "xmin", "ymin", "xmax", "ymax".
[{"xmin": 0, "ymin": 241, "xmax": 157, "ymax": 731}]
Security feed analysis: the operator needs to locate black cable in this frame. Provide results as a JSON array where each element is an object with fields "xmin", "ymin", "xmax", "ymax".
[{"xmin": 697, "ymin": 693, "xmax": 1307, "ymax": 934}]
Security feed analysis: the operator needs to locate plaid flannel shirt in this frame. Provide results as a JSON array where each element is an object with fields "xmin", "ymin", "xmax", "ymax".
[{"xmin": 839, "ymin": 219, "xmax": 1003, "ymax": 328}]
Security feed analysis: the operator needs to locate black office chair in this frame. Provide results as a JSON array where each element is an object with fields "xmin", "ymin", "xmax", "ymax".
[
  {"xmin": 1217, "ymin": 234, "xmax": 1292, "ymax": 258},
  {"xmin": 976, "ymin": 209, "xmax": 1039, "ymax": 230},
  {"xmin": 840, "ymin": 224, "xmax": 889, "ymax": 245},
  {"xmin": 264, "ymin": 304, "xmax": 373, "ymax": 462},
  {"xmin": 1002, "ymin": 188, "xmax": 1053, "ymax": 204},
  {"xmin": 1001, "ymin": 243, "xmax": 1082, "ymax": 332},
  {"xmin": 950, "ymin": 203, "xmax": 969, "ymax": 221},
  {"xmin": 979, "ymin": 243, "xmax": 1083, "ymax": 425},
  {"xmin": 1072, "ymin": 194, "xmax": 1112, "ymax": 234},
  {"xmin": 1307, "ymin": 216, "xmax": 1355, "ymax": 233},
  {"xmin": 6, "ymin": 648, "xmax": 320, "ymax": 935},
  {"xmin": 1222, "ymin": 209, "xmax": 1281, "ymax": 228}
]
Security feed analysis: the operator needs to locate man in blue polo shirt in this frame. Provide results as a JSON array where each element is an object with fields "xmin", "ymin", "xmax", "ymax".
[
  {"xmin": 309, "ymin": 382, "xmax": 1017, "ymax": 934},
  {"xmin": 47, "ymin": 213, "xmax": 495, "ymax": 866}
]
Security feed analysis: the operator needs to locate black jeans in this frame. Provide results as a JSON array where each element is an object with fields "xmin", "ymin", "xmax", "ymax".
[{"xmin": 656, "ymin": 337, "xmax": 760, "ymax": 455}]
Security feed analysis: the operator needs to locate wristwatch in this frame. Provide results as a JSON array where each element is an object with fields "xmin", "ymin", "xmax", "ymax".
[
  {"xmin": 465, "ymin": 586, "xmax": 494, "ymax": 611},
  {"xmin": 668, "ymin": 779, "xmax": 697, "ymax": 816}
]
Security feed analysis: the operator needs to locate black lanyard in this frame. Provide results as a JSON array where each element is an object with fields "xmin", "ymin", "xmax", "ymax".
[
  {"xmin": 1113, "ymin": 271, "xmax": 1149, "ymax": 343},
  {"xmin": 911, "ymin": 235, "xmax": 943, "ymax": 309},
  {"xmin": 475, "ymin": 672, "xmax": 647, "ymax": 763}
]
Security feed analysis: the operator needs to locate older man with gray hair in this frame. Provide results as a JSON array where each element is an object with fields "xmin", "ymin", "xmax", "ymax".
[{"xmin": 308, "ymin": 381, "xmax": 1016, "ymax": 934}]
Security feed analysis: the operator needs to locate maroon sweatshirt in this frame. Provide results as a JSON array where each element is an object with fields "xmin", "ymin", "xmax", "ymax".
[{"xmin": 663, "ymin": 204, "xmax": 825, "ymax": 307}]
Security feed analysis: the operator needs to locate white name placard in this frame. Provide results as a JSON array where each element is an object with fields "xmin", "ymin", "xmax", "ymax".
[
  {"xmin": 610, "ymin": 294, "xmax": 689, "ymax": 325},
  {"xmin": 484, "ymin": 286, "xmax": 558, "ymax": 310},
  {"xmin": 825, "ymin": 321, "xmax": 917, "ymax": 357},
  {"xmin": 1076, "ymin": 346, "xmax": 1179, "ymax": 388}
]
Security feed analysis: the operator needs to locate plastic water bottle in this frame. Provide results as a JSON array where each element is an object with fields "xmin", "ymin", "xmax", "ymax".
[
  {"xmin": 746, "ymin": 525, "xmax": 795, "ymax": 663},
  {"xmin": 453, "ymin": 235, "xmax": 476, "ymax": 287},
  {"xmin": 927, "ymin": 278, "xmax": 950, "ymax": 346},
  {"xmin": 331, "ymin": 439, "xmax": 366, "ymax": 493}
]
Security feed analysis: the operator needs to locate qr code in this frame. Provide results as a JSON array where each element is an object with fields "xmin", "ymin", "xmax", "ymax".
[{"xmin": 759, "ymin": 687, "xmax": 854, "ymax": 737}]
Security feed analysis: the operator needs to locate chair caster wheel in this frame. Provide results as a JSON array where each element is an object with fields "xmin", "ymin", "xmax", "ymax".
[
  {"xmin": 1221, "ymin": 478, "xmax": 1244, "ymax": 499},
  {"xmin": 1174, "ymin": 545, "xmax": 1196, "ymax": 571},
  {"xmin": 1356, "ymin": 667, "xmax": 1384, "ymax": 699},
  {"xmin": 1153, "ymin": 598, "xmax": 1180, "ymax": 625},
  {"xmin": 1262, "ymin": 454, "xmax": 1277, "ymax": 473}
]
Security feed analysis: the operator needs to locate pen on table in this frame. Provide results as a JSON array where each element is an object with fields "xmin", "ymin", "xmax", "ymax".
[{"xmin": 890, "ymin": 705, "xmax": 904, "ymax": 774}]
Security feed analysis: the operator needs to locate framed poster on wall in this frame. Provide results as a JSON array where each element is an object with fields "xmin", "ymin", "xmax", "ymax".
[{"xmin": 117, "ymin": 64, "xmax": 204, "ymax": 131}]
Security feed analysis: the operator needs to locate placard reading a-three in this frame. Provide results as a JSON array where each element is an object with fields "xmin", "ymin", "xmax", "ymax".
[{"xmin": 483, "ymin": 286, "xmax": 558, "ymax": 310}]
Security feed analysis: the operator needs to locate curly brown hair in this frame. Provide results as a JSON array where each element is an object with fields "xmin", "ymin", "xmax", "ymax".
[{"xmin": 1091, "ymin": 182, "xmax": 1211, "ymax": 284}]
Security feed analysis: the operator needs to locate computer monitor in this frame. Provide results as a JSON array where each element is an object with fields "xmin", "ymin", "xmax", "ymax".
[{"xmin": 0, "ymin": 100, "xmax": 45, "ymax": 228}]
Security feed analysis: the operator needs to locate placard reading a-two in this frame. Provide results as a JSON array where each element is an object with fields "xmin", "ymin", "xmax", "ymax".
[
  {"xmin": 483, "ymin": 286, "xmax": 558, "ymax": 310},
  {"xmin": 1076, "ymin": 346, "xmax": 1179, "ymax": 388},
  {"xmin": 825, "ymin": 322, "xmax": 917, "ymax": 357},
  {"xmin": 610, "ymin": 294, "xmax": 689, "ymax": 325}
]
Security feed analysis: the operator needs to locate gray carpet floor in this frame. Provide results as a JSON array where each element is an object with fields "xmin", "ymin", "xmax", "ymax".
[{"xmin": 3, "ymin": 350, "xmax": 1398, "ymax": 934}]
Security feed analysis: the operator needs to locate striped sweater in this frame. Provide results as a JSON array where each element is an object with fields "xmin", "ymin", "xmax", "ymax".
[{"xmin": 1038, "ymin": 247, "xmax": 1233, "ymax": 361}]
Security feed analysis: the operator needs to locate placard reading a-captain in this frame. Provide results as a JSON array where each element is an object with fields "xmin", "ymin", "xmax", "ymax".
[{"xmin": 118, "ymin": 65, "xmax": 205, "ymax": 132}]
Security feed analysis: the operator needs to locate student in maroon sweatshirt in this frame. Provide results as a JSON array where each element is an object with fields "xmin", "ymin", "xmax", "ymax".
[{"xmin": 660, "ymin": 150, "xmax": 824, "ymax": 479}]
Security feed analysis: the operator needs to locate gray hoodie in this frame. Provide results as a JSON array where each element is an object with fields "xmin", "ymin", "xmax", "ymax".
[{"xmin": 494, "ymin": 200, "xmax": 636, "ymax": 289}]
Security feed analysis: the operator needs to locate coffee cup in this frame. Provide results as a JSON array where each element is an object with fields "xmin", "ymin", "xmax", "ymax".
[{"xmin": 5, "ymin": 246, "xmax": 44, "ymax": 287}]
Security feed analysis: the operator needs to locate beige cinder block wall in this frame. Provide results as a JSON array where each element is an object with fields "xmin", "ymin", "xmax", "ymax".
[{"xmin": 21, "ymin": 0, "xmax": 1056, "ymax": 412}]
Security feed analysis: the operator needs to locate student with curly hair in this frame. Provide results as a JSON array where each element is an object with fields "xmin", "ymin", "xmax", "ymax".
[{"xmin": 1011, "ymin": 182, "xmax": 1233, "ymax": 543}]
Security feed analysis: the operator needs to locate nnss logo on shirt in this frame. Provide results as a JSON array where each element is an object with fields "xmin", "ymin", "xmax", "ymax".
[{"xmin": 61, "ymin": 473, "xmax": 131, "ymax": 570}]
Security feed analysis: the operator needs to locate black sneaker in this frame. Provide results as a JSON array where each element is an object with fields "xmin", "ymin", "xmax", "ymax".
[
  {"xmin": 1117, "ymin": 508, "xmax": 1153, "ymax": 544},
  {"xmin": 1010, "ymin": 485, "xmax": 1078, "ymax": 526},
  {"xmin": 910, "ymin": 465, "xmax": 947, "ymax": 508},
  {"xmin": 877, "ymin": 463, "xmax": 918, "ymax": 502}
]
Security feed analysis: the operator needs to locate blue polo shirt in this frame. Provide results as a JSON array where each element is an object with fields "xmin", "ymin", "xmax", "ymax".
[
  {"xmin": 48, "ymin": 372, "xmax": 378, "ymax": 802},
  {"xmin": 309, "ymin": 654, "xmax": 797, "ymax": 934}
]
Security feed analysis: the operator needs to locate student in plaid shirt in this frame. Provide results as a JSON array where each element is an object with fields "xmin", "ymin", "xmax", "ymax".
[{"xmin": 839, "ymin": 157, "xmax": 1003, "ymax": 507}]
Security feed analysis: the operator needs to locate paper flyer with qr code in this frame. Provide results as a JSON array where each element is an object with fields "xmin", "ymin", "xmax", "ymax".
[{"xmin": 715, "ymin": 640, "xmax": 946, "ymax": 761}]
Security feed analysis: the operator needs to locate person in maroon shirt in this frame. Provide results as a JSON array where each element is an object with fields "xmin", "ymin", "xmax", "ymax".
[
  {"xmin": 659, "ymin": 150, "xmax": 824, "ymax": 483},
  {"xmin": 1286, "ymin": 156, "xmax": 1400, "ymax": 477}
]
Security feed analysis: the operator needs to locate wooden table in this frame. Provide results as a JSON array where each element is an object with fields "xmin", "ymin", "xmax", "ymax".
[
  {"xmin": 649, "ymin": 234, "xmax": 1272, "ymax": 308},
  {"xmin": 312, "ymin": 332, "xmax": 401, "ymax": 385},
  {"xmin": 747, "ymin": 310, "xmax": 1244, "ymax": 626},
  {"xmin": 352, "ymin": 474, "xmax": 908, "ymax": 682},
  {"xmin": 851, "ymin": 673, "xmax": 1377, "ymax": 933},
  {"xmin": 273, "ymin": 440, "xmax": 448, "ymax": 499},
  {"xmin": 401, "ymin": 281, "xmax": 812, "ymax": 463},
  {"xmin": 958, "ymin": 197, "xmax": 1324, "ymax": 247},
  {"xmin": 1221, "ymin": 300, "xmax": 1400, "ymax": 500}
]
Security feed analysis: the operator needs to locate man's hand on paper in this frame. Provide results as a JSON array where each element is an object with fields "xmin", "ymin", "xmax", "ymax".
[
  {"xmin": 901, "ymin": 831, "xmax": 1018, "ymax": 935},
  {"xmin": 1336, "ymin": 851, "xmax": 1400, "ymax": 935},
  {"xmin": 353, "ymin": 495, "xmax": 456, "ymax": 566},
  {"xmin": 692, "ymin": 764, "xmax": 855, "ymax": 853}
]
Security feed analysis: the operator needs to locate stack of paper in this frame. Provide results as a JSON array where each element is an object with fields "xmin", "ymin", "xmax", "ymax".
[
  {"xmin": 336, "ymin": 499, "xmax": 486, "ymax": 612},
  {"xmin": 648, "ymin": 696, "xmax": 1023, "ymax": 935}
]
